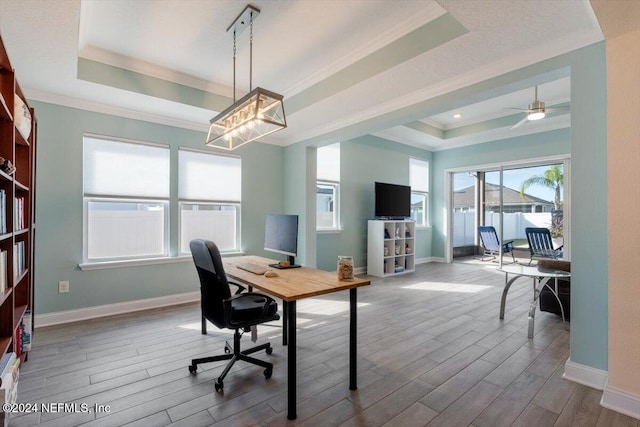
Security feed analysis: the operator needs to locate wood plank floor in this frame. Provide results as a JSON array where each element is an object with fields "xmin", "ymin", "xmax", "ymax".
[{"xmin": 11, "ymin": 261, "xmax": 639, "ymax": 427}]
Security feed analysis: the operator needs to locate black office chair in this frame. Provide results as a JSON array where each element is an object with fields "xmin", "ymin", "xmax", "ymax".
[{"xmin": 188, "ymin": 239, "xmax": 280, "ymax": 392}]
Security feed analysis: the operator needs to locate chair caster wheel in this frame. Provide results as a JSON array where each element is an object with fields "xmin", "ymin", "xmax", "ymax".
[
  {"xmin": 188, "ymin": 365, "xmax": 197, "ymax": 374},
  {"xmin": 214, "ymin": 379, "xmax": 224, "ymax": 392},
  {"xmin": 266, "ymin": 346, "xmax": 273, "ymax": 355},
  {"xmin": 264, "ymin": 368, "xmax": 272, "ymax": 379}
]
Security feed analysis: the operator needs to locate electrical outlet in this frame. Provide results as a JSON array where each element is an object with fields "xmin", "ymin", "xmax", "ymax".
[{"xmin": 58, "ymin": 280, "xmax": 69, "ymax": 293}]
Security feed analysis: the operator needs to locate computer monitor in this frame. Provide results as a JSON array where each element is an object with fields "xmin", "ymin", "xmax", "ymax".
[{"xmin": 264, "ymin": 214, "xmax": 301, "ymax": 269}]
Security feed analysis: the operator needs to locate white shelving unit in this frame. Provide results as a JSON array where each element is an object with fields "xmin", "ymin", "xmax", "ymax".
[{"xmin": 367, "ymin": 219, "xmax": 415, "ymax": 277}]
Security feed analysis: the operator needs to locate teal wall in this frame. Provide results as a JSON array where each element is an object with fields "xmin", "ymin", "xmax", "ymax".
[
  {"xmin": 566, "ymin": 43, "xmax": 608, "ymax": 372},
  {"xmin": 431, "ymin": 128, "xmax": 571, "ymax": 258},
  {"xmin": 315, "ymin": 135, "xmax": 432, "ymax": 271},
  {"xmin": 430, "ymin": 43, "xmax": 608, "ymax": 372},
  {"xmin": 32, "ymin": 101, "xmax": 284, "ymax": 315},
  {"xmin": 32, "ymin": 41, "xmax": 608, "ymax": 375}
]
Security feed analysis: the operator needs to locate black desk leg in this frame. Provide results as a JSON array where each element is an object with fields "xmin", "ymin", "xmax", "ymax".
[
  {"xmin": 349, "ymin": 288, "xmax": 357, "ymax": 390},
  {"xmin": 282, "ymin": 302, "xmax": 288, "ymax": 346},
  {"xmin": 286, "ymin": 300, "xmax": 297, "ymax": 420}
]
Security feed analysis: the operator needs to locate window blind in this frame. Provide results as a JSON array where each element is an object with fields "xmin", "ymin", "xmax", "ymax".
[
  {"xmin": 410, "ymin": 158, "xmax": 429, "ymax": 192},
  {"xmin": 317, "ymin": 143, "xmax": 340, "ymax": 182},
  {"xmin": 83, "ymin": 136, "xmax": 170, "ymax": 198},
  {"xmin": 178, "ymin": 149, "xmax": 241, "ymax": 202}
]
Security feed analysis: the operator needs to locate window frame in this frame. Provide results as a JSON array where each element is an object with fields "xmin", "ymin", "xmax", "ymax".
[
  {"xmin": 83, "ymin": 197, "xmax": 170, "ymax": 262},
  {"xmin": 82, "ymin": 135, "xmax": 171, "ymax": 263},
  {"xmin": 410, "ymin": 191, "xmax": 429, "ymax": 227},
  {"xmin": 316, "ymin": 179, "xmax": 341, "ymax": 231},
  {"xmin": 410, "ymin": 158, "xmax": 430, "ymax": 227},
  {"xmin": 178, "ymin": 147, "xmax": 242, "ymax": 254}
]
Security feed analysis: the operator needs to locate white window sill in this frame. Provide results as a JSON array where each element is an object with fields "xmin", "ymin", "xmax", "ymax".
[
  {"xmin": 317, "ymin": 228, "xmax": 343, "ymax": 234},
  {"xmin": 416, "ymin": 225, "xmax": 432, "ymax": 230},
  {"xmin": 79, "ymin": 251, "xmax": 245, "ymax": 271}
]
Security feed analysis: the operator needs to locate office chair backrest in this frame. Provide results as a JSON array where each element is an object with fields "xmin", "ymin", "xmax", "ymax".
[{"xmin": 190, "ymin": 239, "xmax": 232, "ymax": 328}]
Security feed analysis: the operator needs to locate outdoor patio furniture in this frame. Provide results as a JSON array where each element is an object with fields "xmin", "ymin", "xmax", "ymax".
[
  {"xmin": 525, "ymin": 227, "xmax": 563, "ymax": 265},
  {"xmin": 478, "ymin": 226, "xmax": 516, "ymax": 262}
]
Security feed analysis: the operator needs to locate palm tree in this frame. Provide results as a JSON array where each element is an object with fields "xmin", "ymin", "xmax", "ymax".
[{"xmin": 519, "ymin": 165, "xmax": 564, "ymax": 210}]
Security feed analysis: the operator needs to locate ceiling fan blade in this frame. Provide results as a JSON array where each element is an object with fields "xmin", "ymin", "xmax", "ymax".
[
  {"xmin": 511, "ymin": 116, "xmax": 529, "ymax": 129},
  {"xmin": 546, "ymin": 106, "xmax": 570, "ymax": 113},
  {"xmin": 505, "ymin": 107, "xmax": 531, "ymax": 111}
]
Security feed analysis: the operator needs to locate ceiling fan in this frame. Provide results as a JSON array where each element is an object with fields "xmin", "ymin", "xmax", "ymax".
[{"xmin": 509, "ymin": 86, "xmax": 570, "ymax": 129}]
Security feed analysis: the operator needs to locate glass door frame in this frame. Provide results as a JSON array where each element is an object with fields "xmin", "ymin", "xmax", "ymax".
[{"xmin": 444, "ymin": 154, "xmax": 571, "ymax": 264}]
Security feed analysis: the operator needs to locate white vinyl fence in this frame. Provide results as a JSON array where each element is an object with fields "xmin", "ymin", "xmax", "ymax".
[
  {"xmin": 88, "ymin": 210, "xmax": 165, "ymax": 258},
  {"xmin": 453, "ymin": 212, "xmax": 552, "ymax": 247},
  {"xmin": 180, "ymin": 210, "xmax": 236, "ymax": 252}
]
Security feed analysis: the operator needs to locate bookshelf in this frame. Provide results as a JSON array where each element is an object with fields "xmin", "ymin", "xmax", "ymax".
[
  {"xmin": 0, "ymin": 33, "xmax": 36, "ymax": 366},
  {"xmin": 367, "ymin": 219, "xmax": 416, "ymax": 277}
]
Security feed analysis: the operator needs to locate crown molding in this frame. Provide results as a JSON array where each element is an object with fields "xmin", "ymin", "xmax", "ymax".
[
  {"xmin": 27, "ymin": 88, "xmax": 210, "ymax": 132},
  {"xmin": 79, "ymin": 45, "xmax": 233, "ymax": 97}
]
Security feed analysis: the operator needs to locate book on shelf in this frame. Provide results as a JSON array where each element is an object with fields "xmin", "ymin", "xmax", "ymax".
[
  {"xmin": 21, "ymin": 310, "xmax": 31, "ymax": 352},
  {"xmin": 13, "ymin": 327, "xmax": 21, "ymax": 358},
  {"xmin": 14, "ymin": 196, "xmax": 25, "ymax": 231},
  {"xmin": 0, "ymin": 250, "xmax": 6, "ymax": 295},
  {"xmin": 0, "ymin": 353, "xmax": 19, "ymax": 407},
  {"xmin": 0, "ymin": 353, "xmax": 15, "ymax": 382},
  {"xmin": 13, "ymin": 242, "xmax": 25, "ymax": 278},
  {"xmin": 0, "ymin": 189, "xmax": 5, "ymax": 234}
]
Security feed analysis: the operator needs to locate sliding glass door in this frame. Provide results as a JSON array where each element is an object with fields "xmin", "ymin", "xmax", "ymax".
[{"xmin": 450, "ymin": 159, "xmax": 568, "ymax": 264}]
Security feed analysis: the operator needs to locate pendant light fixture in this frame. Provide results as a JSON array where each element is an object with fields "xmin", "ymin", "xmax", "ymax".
[{"xmin": 206, "ymin": 5, "xmax": 287, "ymax": 150}]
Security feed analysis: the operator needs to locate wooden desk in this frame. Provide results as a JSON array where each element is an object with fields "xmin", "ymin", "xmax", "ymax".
[{"xmin": 223, "ymin": 256, "xmax": 371, "ymax": 420}]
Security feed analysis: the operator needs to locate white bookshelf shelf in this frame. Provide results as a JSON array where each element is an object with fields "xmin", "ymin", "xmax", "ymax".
[{"xmin": 367, "ymin": 219, "xmax": 415, "ymax": 277}]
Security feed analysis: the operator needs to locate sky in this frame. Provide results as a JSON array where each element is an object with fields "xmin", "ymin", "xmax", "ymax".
[{"xmin": 453, "ymin": 164, "xmax": 562, "ymax": 202}]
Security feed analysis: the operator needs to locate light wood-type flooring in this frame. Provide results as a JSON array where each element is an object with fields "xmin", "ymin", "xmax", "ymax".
[{"xmin": 11, "ymin": 261, "xmax": 639, "ymax": 426}]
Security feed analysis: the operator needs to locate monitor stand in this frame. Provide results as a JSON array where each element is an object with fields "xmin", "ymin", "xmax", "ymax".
[{"xmin": 269, "ymin": 255, "xmax": 301, "ymax": 269}]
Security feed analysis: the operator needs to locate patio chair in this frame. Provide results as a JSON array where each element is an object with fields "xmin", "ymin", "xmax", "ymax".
[
  {"xmin": 525, "ymin": 227, "xmax": 563, "ymax": 265},
  {"xmin": 478, "ymin": 226, "xmax": 516, "ymax": 262}
]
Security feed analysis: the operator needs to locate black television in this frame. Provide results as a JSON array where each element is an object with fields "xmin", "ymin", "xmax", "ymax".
[
  {"xmin": 264, "ymin": 214, "xmax": 301, "ymax": 269},
  {"xmin": 374, "ymin": 182, "xmax": 411, "ymax": 219}
]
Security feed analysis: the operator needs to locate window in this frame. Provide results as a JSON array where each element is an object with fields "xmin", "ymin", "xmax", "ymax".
[
  {"xmin": 83, "ymin": 136, "xmax": 170, "ymax": 261},
  {"xmin": 317, "ymin": 143, "xmax": 340, "ymax": 230},
  {"xmin": 179, "ymin": 148, "xmax": 241, "ymax": 254},
  {"xmin": 410, "ymin": 158, "xmax": 429, "ymax": 226}
]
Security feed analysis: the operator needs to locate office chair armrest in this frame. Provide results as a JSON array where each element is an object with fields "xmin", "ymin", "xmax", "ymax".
[{"xmin": 228, "ymin": 281, "xmax": 247, "ymax": 295}]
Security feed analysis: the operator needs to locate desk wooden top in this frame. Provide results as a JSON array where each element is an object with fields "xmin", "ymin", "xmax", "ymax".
[{"xmin": 223, "ymin": 256, "xmax": 370, "ymax": 301}]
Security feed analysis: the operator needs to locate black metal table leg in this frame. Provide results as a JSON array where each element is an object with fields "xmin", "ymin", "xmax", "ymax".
[
  {"xmin": 286, "ymin": 300, "xmax": 296, "ymax": 420},
  {"xmin": 349, "ymin": 288, "xmax": 358, "ymax": 390},
  {"xmin": 282, "ymin": 301, "xmax": 288, "ymax": 346}
]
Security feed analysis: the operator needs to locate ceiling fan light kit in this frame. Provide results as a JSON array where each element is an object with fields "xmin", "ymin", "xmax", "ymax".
[
  {"xmin": 206, "ymin": 4, "xmax": 287, "ymax": 151},
  {"xmin": 511, "ymin": 85, "xmax": 568, "ymax": 129}
]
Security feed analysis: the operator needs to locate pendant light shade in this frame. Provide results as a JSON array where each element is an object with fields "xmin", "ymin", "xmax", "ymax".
[
  {"xmin": 206, "ymin": 5, "xmax": 286, "ymax": 151},
  {"xmin": 206, "ymin": 87, "xmax": 286, "ymax": 150}
]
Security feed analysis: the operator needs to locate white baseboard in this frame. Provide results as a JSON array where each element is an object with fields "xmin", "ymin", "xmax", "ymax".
[
  {"xmin": 417, "ymin": 257, "xmax": 445, "ymax": 264},
  {"xmin": 601, "ymin": 383, "xmax": 640, "ymax": 420},
  {"xmin": 563, "ymin": 357, "xmax": 608, "ymax": 390},
  {"xmin": 35, "ymin": 291, "xmax": 200, "ymax": 328}
]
